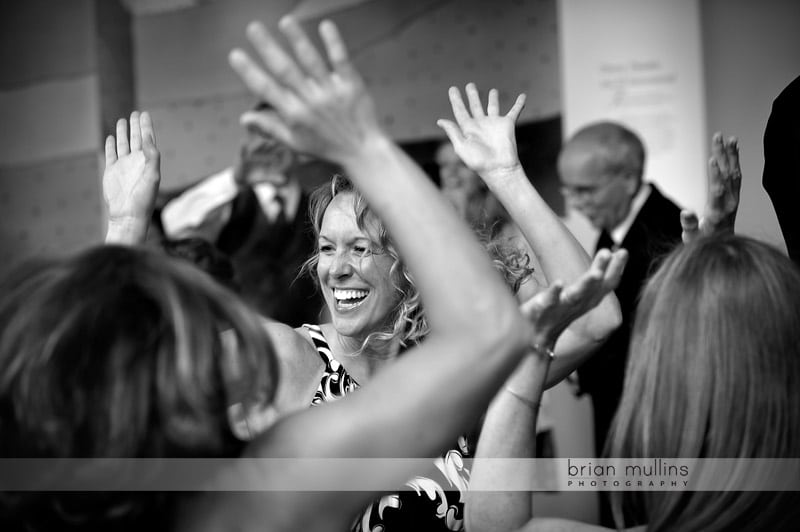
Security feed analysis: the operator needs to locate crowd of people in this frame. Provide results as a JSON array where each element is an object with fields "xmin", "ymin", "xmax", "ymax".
[{"xmin": 0, "ymin": 13, "xmax": 798, "ymax": 532}]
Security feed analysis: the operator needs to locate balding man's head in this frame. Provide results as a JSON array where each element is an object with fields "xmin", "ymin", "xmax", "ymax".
[{"xmin": 558, "ymin": 122, "xmax": 645, "ymax": 231}]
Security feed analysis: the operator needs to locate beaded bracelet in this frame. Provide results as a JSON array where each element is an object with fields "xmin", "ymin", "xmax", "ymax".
[{"xmin": 531, "ymin": 343, "xmax": 555, "ymax": 361}]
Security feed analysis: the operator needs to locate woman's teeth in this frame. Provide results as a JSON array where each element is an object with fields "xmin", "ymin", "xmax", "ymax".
[{"xmin": 334, "ymin": 288, "xmax": 368, "ymax": 309}]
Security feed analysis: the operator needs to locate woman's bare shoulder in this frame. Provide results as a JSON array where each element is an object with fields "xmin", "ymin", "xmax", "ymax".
[
  {"xmin": 260, "ymin": 319, "xmax": 323, "ymax": 414},
  {"xmin": 257, "ymin": 319, "xmax": 318, "ymax": 360}
]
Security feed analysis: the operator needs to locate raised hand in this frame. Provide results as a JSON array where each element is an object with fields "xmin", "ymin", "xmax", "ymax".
[
  {"xmin": 519, "ymin": 248, "xmax": 628, "ymax": 351},
  {"xmin": 436, "ymin": 83, "xmax": 526, "ymax": 182},
  {"xmin": 229, "ymin": 17, "xmax": 383, "ymax": 165},
  {"xmin": 681, "ymin": 132, "xmax": 741, "ymax": 243},
  {"xmin": 103, "ymin": 111, "xmax": 160, "ymax": 244}
]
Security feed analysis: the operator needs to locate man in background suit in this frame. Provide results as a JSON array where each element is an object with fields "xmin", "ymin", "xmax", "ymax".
[
  {"xmin": 161, "ymin": 102, "xmax": 324, "ymax": 327},
  {"xmin": 559, "ymin": 122, "xmax": 682, "ymax": 455},
  {"xmin": 558, "ymin": 122, "xmax": 682, "ymax": 449},
  {"xmin": 558, "ymin": 121, "xmax": 682, "ymax": 526}
]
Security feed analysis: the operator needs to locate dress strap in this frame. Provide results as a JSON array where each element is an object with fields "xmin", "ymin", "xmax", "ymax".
[
  {"xmin": 302, "ymin": 323, "xmax": 336, "ymax": 367},
  {"xmin": 302, "ymin": 323, "xmax": 359, "ymax": 405}
]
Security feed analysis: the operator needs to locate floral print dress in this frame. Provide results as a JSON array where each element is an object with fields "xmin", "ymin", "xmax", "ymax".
[{"xmin": 303, "ymin": 324, "xmax": 471, "ymax": 532}]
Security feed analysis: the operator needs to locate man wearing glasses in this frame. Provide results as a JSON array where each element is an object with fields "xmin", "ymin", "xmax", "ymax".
[{"xmin": 558, "ymin": 121, "xmax": 681, "ymax": 525}]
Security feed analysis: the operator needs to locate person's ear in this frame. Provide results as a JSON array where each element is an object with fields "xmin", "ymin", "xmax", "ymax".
[{"xmin": 622, "ymin": 172, "xmax": 640, "ymax": 196}]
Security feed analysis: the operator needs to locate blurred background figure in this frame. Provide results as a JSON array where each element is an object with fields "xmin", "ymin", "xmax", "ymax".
[
  {"xmin": 161, "ymin": 236, "xmax": 239, "ymax": 292},
  {"xmin": 436, "ymin": 140, "xmax": 508, "ymax": 234},
  {"xmin": 160, "ymin": 102, "xmax": 325, "ymax": 326}
]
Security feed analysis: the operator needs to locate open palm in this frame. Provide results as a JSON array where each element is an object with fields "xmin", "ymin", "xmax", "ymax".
[
  {"xmin": 437, "ymin": 83, "xmax": 525, "ymax": 179},
  {"xmin": 681, "ymin": 132, "xmax": 741, "ymax": 243},
  {"xmin": 520, "ymin": 248, "xmax": 628, "ymax": 349},
  {"xmin": 103, "ymin": 111, "xmax": 160, "ymax": 224},
  {"xmin": 229, "ymin": 18, "xmax": 383, "ymax": 165}
]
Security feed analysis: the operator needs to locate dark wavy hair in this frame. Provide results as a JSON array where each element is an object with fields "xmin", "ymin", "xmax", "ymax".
[
  {"xmin": 302, "ymin": 175, "xmax": 532, "ymax": 355},
  {"xmin": 161, "ymin": 236, "xmax": 239, "ymax": 292},
  {"xmin": 0, "ymin": 245, "xmax": 277, "ymax": 529}
]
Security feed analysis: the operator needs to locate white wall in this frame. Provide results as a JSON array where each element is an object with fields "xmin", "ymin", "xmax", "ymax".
[
  {"xmin": 133, "ymin": 0, "xmax": 562, "ymax": 188},
  {"xmin": 0, "ymin": 0, "xmax": 105, "ymax": 274},
  {"xmin": 559, "ymin": 0, "xmax": 707, "ymax": 216}
]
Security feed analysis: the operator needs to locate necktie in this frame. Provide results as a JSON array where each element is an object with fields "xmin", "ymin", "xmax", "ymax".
[
  {"xmin": 272, "ymin": 194, "xmax": 287, "ymax": 226},
  {"xmin": 595, "ymin": 229, "xmax": 616, "ymax": 254}
]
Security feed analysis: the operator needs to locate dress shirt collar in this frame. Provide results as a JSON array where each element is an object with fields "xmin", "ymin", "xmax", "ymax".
[
  {"xmin": 253, "ymin": 179, "xmax": 302, "ymax": 222},
  {"xmin": 610, "ymin": 182, "xmax": 652, "ymax": 245}
]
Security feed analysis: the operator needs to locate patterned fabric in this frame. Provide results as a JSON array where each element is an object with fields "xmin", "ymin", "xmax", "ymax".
[
  {"xmin": 302, "ymin": 324, "xmax": 471, "ymax": 532},
  {"xmin": 306, "ymin": 323, "xmax": 360, "ymax": 405}
]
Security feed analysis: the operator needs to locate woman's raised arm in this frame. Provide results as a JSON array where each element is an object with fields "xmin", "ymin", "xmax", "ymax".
[
  {"xmin": 438, "ymin": 84, "xmax": 625, "ymax": 386},
  {"xmin": 208, "ymin": 16, "xmax": 530, "ymax": 531}
]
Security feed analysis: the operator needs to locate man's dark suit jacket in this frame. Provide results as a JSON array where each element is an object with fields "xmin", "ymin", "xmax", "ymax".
[
  {"xmin": 763, "ymin": 74, "xmax": 800, "ymax": 267},
  {"xmin": 577, "ymin": 184, "xmax": 682, "ymax": 456},
  {"xmin": 217, "ymin": 187, "xmax": 323, "ymax": 328}
]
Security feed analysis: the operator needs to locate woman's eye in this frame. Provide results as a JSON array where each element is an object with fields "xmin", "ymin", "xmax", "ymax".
[
  {"xmin": 353, "ymin": 246, "xmax": 371, "ymax": 257},
  {"xmin": 319, "ymin": 245, "xmax": 334, "ymax": 253}
]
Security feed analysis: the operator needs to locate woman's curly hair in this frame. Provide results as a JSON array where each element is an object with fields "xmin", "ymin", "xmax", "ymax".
[
  {"xmin": 482, "ymin": 227, "xmax": 534, "ymax": 295},
  {"xmin": 302, "ymin": 175, "xmax": 533, "ymax": 356}
]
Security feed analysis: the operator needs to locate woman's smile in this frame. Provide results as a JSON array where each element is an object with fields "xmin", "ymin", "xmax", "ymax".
[
  {"xmin": 317, "ymin": 193, "xmax": 401, "ymax": 339},
  {"xmin": 332, "ymin": 287, "xmax": 370, "ymax": 311}
]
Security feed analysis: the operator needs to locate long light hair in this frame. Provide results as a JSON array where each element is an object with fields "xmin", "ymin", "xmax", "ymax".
[
  {"xmin": 303, "ymin": 175, "xmax": 531, "ymax": 356},
  {"xmin": 608, "ymin": 235, "xmax": 800, "ymax": 530},
  {"xmin": 0, "ymin": 245, "xmax": 277, "ymax": 529}
]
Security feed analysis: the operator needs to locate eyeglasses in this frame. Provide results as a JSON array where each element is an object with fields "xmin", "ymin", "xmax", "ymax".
[{"xmin": 559, "ymin": 175, "xmax": 622, "ymax": 200}]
